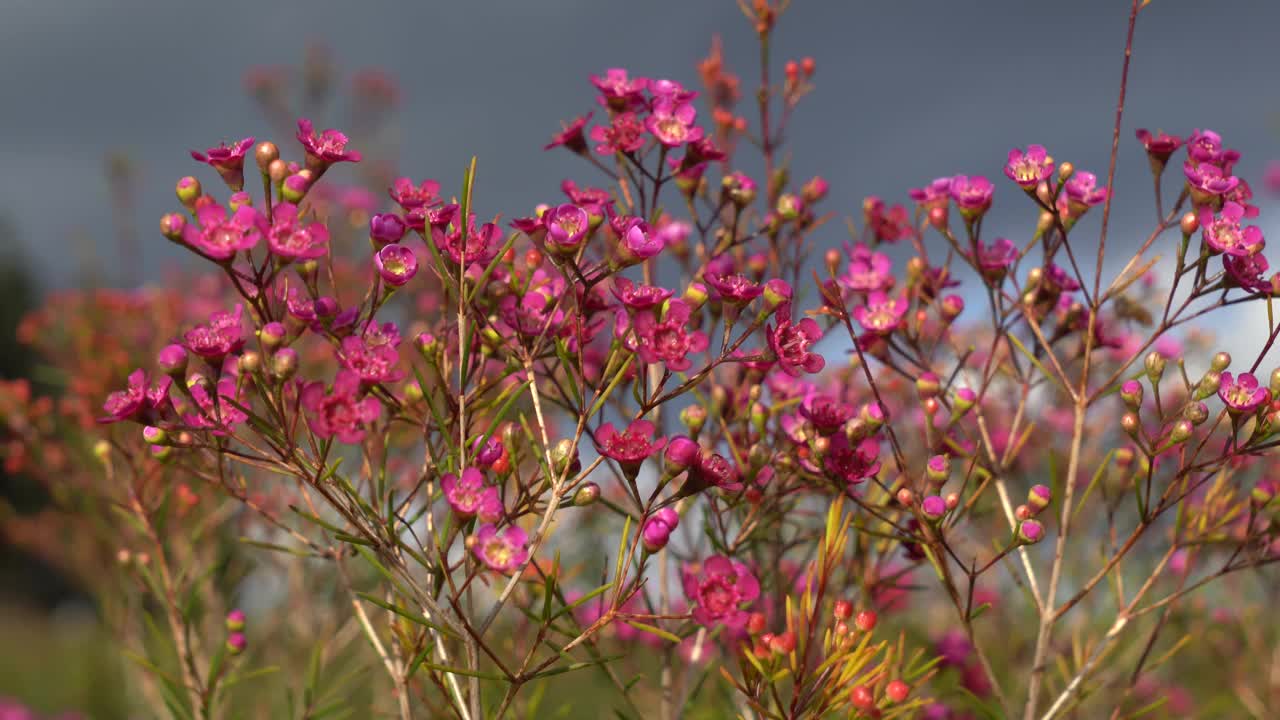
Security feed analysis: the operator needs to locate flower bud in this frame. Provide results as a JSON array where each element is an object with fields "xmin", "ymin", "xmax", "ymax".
[
  {"xmin": 939, "ymin": 294, "xmax": 964, "ymax": 323},
  {"xmin": 926, "ymin": 455, "xmax": 950, "ymax": 486},
  {"xmin": 254, "ymin": 142, "xmax": 279, "ymax": 173},
  {"xmin": 769, "ymin": 630, "xmax": 797, "ymax": 655},
  {"xmin": 270, "ymin": 348, "xmax": 298, "ymax": 381},
  {"xmin": 664, "ymin": 436, "xmax": 699, "ymax": 472},
  {"xmin": 281, "ymin": 173, "xmax": 312, "ymax": 203},
  {"xmin": 747, "ymin": 612, "xmax": 767, "ymax": 635},
  {"xmin": 641, "ymin": 517, "xmax": 672, "ymax": 553},
  {"xmin": 854, "ymin": 610, "xmax": 877, "ymax": 632},
  {"xmin": 259, "ymin": 322, "xmax": 286, "ymax": 351},
  {"xmin": 550, "ymin": 439, "xmax": 580, "ymax": 477},
  {"xmin": 916, "ymin": 371, "xmax": 941, "ymax": 399},
  {"xmin": 953, "ymin": 387, "xmax": 977, "ymax": 416},
  {"xmin": 415, "ymin": 332, "xmax": 440, "ymax": 360},
  {"xmin": 1251, "ymin": 480, "xmax": 1276, "ymax": 508},
  {"xmin": 762, "ymin": 279, "xmax": 793, "ymax": 312},
  {"xmin": 402, "ymin": 380, "xmax": 424, "ymax": 402},
  {"xmin": 886, "ymin": 680, "xmax": 910, "ymax": 704},
  {"xmin": 850, "ymin": 685, "xmax": 875, "ymax": 711},
  {"xmin": 1183, "ymin": 401, "xmax": 1209, "ymax": 426},
  {"xmin": 1144, "ymin": 352, "xmax": 1166, "ymax": 383},
  {"xmin": 369, "ymin": 213, "xmax": 408, "ymax": 246},
  {"xmin": 226, "ymin": 609, "xmax": 246, "ymax": 632},
  {"xmin": 570, "ymin": 482, "xmax": 600, "ymax": 507},
  {"xmin": 176, "ymin": 176, "xmax": 202, "ymax": 208},
  {"xmin": 160, "ymin": 213, "xmax": 187, "ymax": 241},
  {"xmin": 1271, "ymin": 368, "xmax": 1280, "ymax": 396},
  {"xmin": 1121, "ymin": 412, "xmax": 1141, "ymax": 439},
  {"xmin": 895, "ymin": 487, "xmax": 914, "ymax": 506},
  {"xmin": 1210, "ymin": 352, "xmax": 1232, "ymax": 373},
  {"xmin": 142, "ymin": 426, "xmax": 168, "ymax": 445},
  {"xmin": 1017, "ymin": 519, "xmax": 1045, "ymax": 545},
  {"xmin": 226, "ymin": 632, "xmax": 247, "ymax": 655},
  {"xmin": 921, "ymin": 494, "xmax": 947, "ymax": 522},
  {"xmin": 1015, "ymin": 504, "xmax": 1033, "ymax": 521},
  {"xmin": 654, "ymin": 507, "xmax": 679, "ymax": 529},
  {"xmin": 1027, "ymin": 484, "xmax": 1052, "ymax": 513},
  {"xmin": 157, "ymin": 344, "xmax": 188, "ymax": 377},
  {"xmin": 267, "ymin": 158, "xmax": 289, "ymax": 185},
  {"xmin": 681, "ymin": 405, "xmax": 707, "ymax": 436},
  {"xmin": 1120, "ymin": 379, "xmax": 1143, "ymax": 410},
  {"xmin": 1169, "ymin": 419, "xmax": 1193, "ymax": 444},
  {"xmin": 861, "ymin": 401, "xmax": 886, "ymax": 430},
  {"xmin": 1180, "ymin": 211, "xmax": 1199, "ymax": 236},
  {"xmin": 238, "ymin": 351, "xmax": 262, "ymax": 374},
  {"xmin": 682, "ymin": 282, "xmax": 709, "ymax": 311},
  {"xmin": 776, "ymin": 193, "xmax": 803, "ymax": 221},
  {"xmin": 1193, "ymin": 371, "xmax": 1221, "ymax": 401}
]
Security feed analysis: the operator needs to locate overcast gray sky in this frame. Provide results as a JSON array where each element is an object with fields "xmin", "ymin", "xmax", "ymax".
[{"xmin": 2, "ymin": 0, "xmax": 1279, "ymax": 358}]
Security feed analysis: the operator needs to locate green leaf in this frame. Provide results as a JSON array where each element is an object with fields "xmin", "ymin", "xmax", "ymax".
[
  {"xmin": 621, "ymin": 621, "xmax": 681, "ymax": 644},
  {"xmin": 355, "ymin": 591, "xmax": 458, "ymax": 638}
]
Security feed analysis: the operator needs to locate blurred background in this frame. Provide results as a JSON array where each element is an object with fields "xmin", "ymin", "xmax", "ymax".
[{"xmin": 2, "ymin": 0, "xmax": 1279, "ymax": 715}]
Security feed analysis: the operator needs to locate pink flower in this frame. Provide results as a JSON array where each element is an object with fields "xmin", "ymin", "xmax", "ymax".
[
  {"xmin": 1265, "ymin": 162, "xmax": 1280, "ymax": 196},
  {"xmin": 296, "ymin": 118, "xmax": 362, "ymax": 171},
  {"xmin": 1135, "ymin": 128, "xmax": 1182, "ymax": 162},
  {"xmin": 909, "ymin": 177, "xmax": 951, "ymax": 210},
  {"xmin": 949, "ymin": 175, "xmax": 994, "ymax": 218},
  {"xmin": 645, "ymin": 99, "xmax": 703, "ymax": 147},
  {"xmin": 767, "ymin": 310, "xmax": 825, "ymax": 376},
  {"xmin": 544, "ymin": 112, "xmax": 593, "ymax": 153},
  {"xmin": 595, "ymin": 420, "xmax": 667, "ymax": 472},
  {"xmin": 1183, "ymin": 161, "xmax": 1239, "ymax": 197},
  {"xmin": 974, "ymin": 237, "xmax": 1017, "ymax": 282},
  {"xmin": 389, "ymin": 177, "xmax": 441, "ymax": 210},
  {"xmin": 182, "ymin": 201, "xmax": 262, "ymax": 261},
  {"xmin": 590, "ymin": 112, "xmax": 646, "ymax": 154},
  {"xmin": 1219, "ymin": 372, "xmax": 1270, "ymax": 415},
  {"xmin": 705, "ymin": 270, "xmax": 762, "ymax": 304},
  {"xmin": 799, "ymin": 395, "xmax": 854, "ymax": 435},
  {"xmin": 301, "ymin": 370, "xmax": 382, "ymax": 443},
  {"xmin": 682, "ymin": 555, "xmax": 759, "ymax": 629},
  {"xmin": 183, "ymin": 306, "xmax": 245, "ymax": 362},
  {"xmin": 498, "ymin": 289, "xmax": 566, "ymax": 338},
  {"xmin": 1187, "ymin": 128, "xmax": 1236, "ymax": 167},
  {"xmin": 838, "ymin": 243, "xmax": 893, "ymax": 294},
  {"xmin": 543, "ymin": 203, "xmax": 590, "ymax": 256},
  {"xmin": 1199, "ymin": 201, "xmax": 1264, "ymax": 257},
  {"xmin": 442, "ymin": 468, "xmax": 502, "ymax": 522},
  {"xmin": 259, "ymin": 202, "xmax": 329, "ymax": 260},
  {"xmin": 853, "ymin": 291, "xmax": 908, "ymax": 335},
  {"xmin": 610, "ymin": 215, "xmax": 664, "ymax": 265},
  {"xmin": 337, "ymin": 334, "xmax": 404, "ymax": 384},
  {"xmin": 591, "ymin": 68, "xmax": 648, "ymax": 111},
  {"xmin": 369, "ymin": 213, "xmax": 407, "ymax": 245},
  {"xmin": 472, "ymin": 524, "xmax": 529, "ymax": 573},
  {"xmin": 1224, "ymin": 252, "xmax": 1271, "ymax": 293},
  {"xmin": 99, "ymin": 369, "xmax": 170, "ymax": 424},
  {"xmin": 625, "ymin": 299, "xmax": 709, "ymax": 372},
  {"xmin": 611, "ymin": 277, "xmax": 672, "ymax": 311},
  {"xmin": 374, "ymin": 244, "xmax": 418, "ymax": 286},
  {"xmin": 190, "ymin": 136, "xmax": 255, "ymax": 191},
  {"xmin": 693, "ymin": 449, "xmax": 741, "ymax": 492},
  {"xmin": 823, "ymin": 434, "xmax": 881, "ymax": 487},
  {"xmin": 1003, "ymin": 145, "xmax": 1053, "ymax": 188},
  {"xmin": 434, "ymin": 218, "xmax": 502, "ymax": 268},
  {"xmin": 1064, "ymin": 171, "xmax": 1108, "ymax": 212},
  {"xmin": 185, "ymin": 370, "xmax": 248, "ymax": 432}
]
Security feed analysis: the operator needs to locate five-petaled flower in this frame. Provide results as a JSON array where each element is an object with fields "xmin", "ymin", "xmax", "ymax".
[
  {"xmin": 259, "ymin": 202, "xmax": 329, "ymax": 261},
  {"xmin": 301, "ymin": 370, "xmax": 382, "ymax": 444},
  {"xmin": 682, "ymin": 555, "xmax": 760, "ymax": 629},
  {"xmin": 853, "ymin": 291, "xmax": 908, "ymax": 335},
  {"xmin": 191, "ymin": 136, "xmax": 255, "ymax": 191},
  {"xmin": 296, "ymin": 118, "xmax": 362, "ymax": 174},
  {"xmin": 767, "ymin": 308, "xmax": 825, "ymax": 376},
  {"xmin": 1003, "ymin": 145, "xmax": 1053, "ymax": 188},
  {"xmin": 595, "ymin": 420, "xmax": 667, "ymax": 475},
  {"xmin": 1219, "ymin": 372, "xmax": 1270, "ymax": 416},
  {"xmin": 1200, "ymin": 201, "xmax": 1264, "ymax": 257},
  {"xmin": 472, "ymin": 524, "xmax": 530, "ymax": 573},
  {"xmin": 183, "ymin": 200, "xmax": 262, "ymax": 261},
  {"xmin": 625, "ymin": 299, "xmax": 709, "ymax": 372},
  {"xmin": 442, "ymin": 468, "xmax": 503, "ymax": 522}
]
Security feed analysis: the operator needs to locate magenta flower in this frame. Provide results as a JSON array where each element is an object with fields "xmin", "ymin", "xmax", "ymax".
[
  {"xmin": 498, "ymin": 289, "xmax": 566, "ymax": 338},
  {"xmin": 185, "ymin": 372, "xmax": 248, "ymax": 432},
  {"xmin": 1218, "ymin": 372, "xmax": 1270, "ymax": 415},
  {"xmin": 190, "ymin": 136, "xmax": 255, "ymax": 191},
  {"xmin": 337, "ymin": 335, "xmax": 404, "ymax": 385},
  {"xmin": 1187, "ymin": 128, "xmax": 1234, "ymax": 166},
  {"xmin": 611, "ymin": 277, "xmax": 672, "ymax": 311},
  {"xmin": 853, "ymin": 291, "xmax": 908, "ymax": 335},
  {"xmin": 374, "ymin": 244, "xmax": 419, "ymax": 287},
  {"xmin": 610, "ymin": 215, "xmax": 664, "ymax": 266},
  {"xmin": 296, "ymin": 118, "xmax": 362, "ymax": 172},
  {"xmin": 100, "ymin": 369, "xmax": 169, "ymax": 424},
  {"xmin": 471, "ymin": 524, "xmax": 529, "ymax": 573},
  {"xmin": 949, "ymin": 175, "xmax": 994, "ymax": 218},
  {"xmin": 183, "ymin": 201, "xmax": 261, "ymax": 261},
  {"xmin": 838, "ymin": 243, "xmax": 893, "ymax": 294},
  {"xmin": 1004, "ymin": 145, "xmax": 1053, "ymax": 188},
  {"xmin": 682, "ymin": 555, "xmax": 759, "ymax": 629},
  {"xmin": 705, "ymin": 270, "xmax": 763, "ymax": 305},
  {"xmin": 183, "ymin": 306, "xmax": 245, "ymax": 362},
  {"xmin": 543, "ymin": 203, "xmax": 590, "ymax": 256},
  {"xmin": 258, "ymin": 202, "xmax": 329, "ymax": 260},
  {"xmin": 1135, "ymin": 129, "xmax": 1183, "ymax": 162},
  {"xmin": 442, "ymin": 468, "xmax": 502, "ymax": 522},
  {"xmin": 909, "ymin": 177, "xmax": 951, "ymax": 210},
  {"xmin": 974, "ymin": 237, "xmax": 1017, "ymax": 282},
  {"xmin": 389, "ymin": 177, "xmax": 441, "ymax": 210},
  {"xmin": 1064, "ymin": 171, "xmax": 1108, "ymax": 212},
  {"xmin": 823, "ymin": 434, "xmax": 881, "ymax": 487},
  {"xmin": 642, "ymin": 516, "xmax": 674, "ymax": 552},
  {"xmin": 369, "ymin": 213, "xmax": 407, "ymax": 245},
  {"xmin": 767, "ymin": 311, "xmax": 825, "ymax": 376},
  {"xmin": 301, "ymin": 370, "xmax": 382, "ymax": 443},
  {"xmin": 591, "ymin": 112, "xmax": 646, "ymax": 155},
  {"xmin": 1199, "ymin": 202, "xmax": 1264, "ymax": 257},
  {"xmin": 693, "ymin": 449, "xmax": 742, "ymax": 492},
  {"xmin": 544, "ymin": 112, "xmax": 593, "ymax": 153},
  {"xmin": 799, "ymin": 395, "xmax": 855, "ymax": 436},
  {"xmin": 434, "ymin": 218, "xmax": 502, "ymax": 268},
  {"xmin": 595, "ymin": 420, "xmax": 667, "ymax": 473},
  {"xmin": 1224, "ymin": 252, "xmax": 1271, "ymax": 293},
  {"xmin": 645, "ymin": 98, "xmax": 703, "ymax": 147},
  {"xmin": 626, "ymin": 299, "xmax": 709, "ymax": 372},
  {"xmin": 1184, "ymin": 161, "xmax": 1239, "ymax": 197},
  {"xmin": 591, "ymin": 68, "xmax": 648, "ymax": 110}
]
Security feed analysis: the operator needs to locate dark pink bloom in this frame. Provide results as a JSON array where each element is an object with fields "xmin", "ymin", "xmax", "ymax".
[
  {"xmin": 799, "ymin": 395, "xmax": 854, "ymax": 435},
  {"xmin": 909, "ymin": 177, "xmax": 951, "ymax": 210},
  {"xmin": 368, "ymin": 213, "xmax": 407, "ymax": 245},
  {"xmin": 562, "ymin": 180, "xmax": 614, "ymax": 218},
  {"xmin": 100, "ymin": 369, "xmax": 169, "ymax": 424},
  {"xmin": 1064, "ymin": 171, "xmax": 1108, "ymax": 211},
  {"xmin": 190, "ymin": 136, "xmax": 255, "ymax": 191},
  {"xmin": 498, "ymin": 288, "xmax": 566, "ymax": 338},
  {"xmin": 434, "ymin": 219, "xmax": 502, "ymax": 268},
  {"xmin": 1183, "ymin": 161, "xmax": 1239, "ymax": 197},
  {"xmin": 590, "ymin": 112, "xmax": 646, "ymax": 154},
  {"xmin": 1224, "ymin": 179, "xmax": 1260, "ymax": 219},
  {"xmin": 184, "ymin": 306, "xmax": 245, "ymax": 362},
  {"xmin": 610, "ymin": 215, "xmax": 664, "ymax": 265},
  {"xmin": 853, "ymin": 291, "xmax": 908, "ymax": 335},
  {"xmin": 949, "ymin": 175, "xmax": 994, "ymax": 218},
  {"xmin": 642, "ymin": 516, "xmax": 673, "ymax": 552},
  {"xmin": 1219, "ymin": 372, "xmax": 1270, "ymax": 415},
  {"xmin": 543, "ymin": 203, "xmax": 590, "ymax": 256},
  {"xmin": 647, "ymin": 78, "xmax": 698, "ymax": 105},
  {"xmin": 595, "ymin": 420, "xmax": 667, "ymax": 472},
  {"xmin": 838, "ymin": 243, "xmax": 893, "ymax": 293},
  {"xmin": 544, "ymin": 112, "xmax": 593, "ymax": 153},
  {"xmin": 625, "ymin": 299, "xmax": 709, "ymax": 372},
  {"xmin": 1224, "ymin": 252, "xmax": 1271, "ymax": 293},
  {"xmin": 823, "ymin": 434, "xmax": 881, "ymax": 487},
  {"xmin": 591, "ymin": 68, "xmax": 648, "ymax": 110},
  {"xmin": 767, "ymin": 311, "xmax": 825, "ymax": 376},
  {"xmin": 1199, "ymin": 201, "xmax": 1264, "ymax": 257},
  {"xmin": 645, "ymin": 99, "xmax": 703, "ymax": 147},
  {"xmin": 389, "ymin": 177, "xmax": 441, "ymax": 210},
  {"xmin": 705, "ymin": 269, "xmax": 762, "ymax": 304},
  {"xmin": 611, "ymin": 277, "xmax": 672, "ymax": 311},
  {"xmin": 1043, "ymin": 263, "xmax": 1081, "ymax": 292},
  {"xmin": 442, "ymin": 467, "xmax": 502, "ymax": 522},
  {"xmin": 182, "ymin": 201, "xmax": 262, "ymax": 261},
  {"xmin": 296, "ymin": 118, "xmax": 362, "ymax": 170},
  {"xmin": 374, "ymin": 244, "xmax": 418, "ymax": 287},
  {"xmin": 337, "ymin": 334, "xmax": 403, "ymax": 384},
  {"xmin": 1003, "ymin": 144, "xmax": 1053, "ymax": 188},
  {"xmin": 1135, "ymin": 128, "xmax": 1182, "ymax": 161},
  {"xmin": 259, "ymin": 202, "xmax": 329, "ymax": 260},
  {"xmin": 1187, "ymin": 128, "xmax": 1236, "ymax": 166},
  {"xmin": 694, "ymin": 449, "xmax": 742, "ymax": 492},
  {"xmin": 301, "ymin": 370, "xmax": 382, "ymax": 443},
  {"xmin": 682, "ymin": 555, "xmax": 759, "ymax": 629},
  {"xmin": 472, "ymin": 524, "xmax": 529, "ymax": 573},
  {"xmin": 974, "ymin": 237, "xmax": 1017, "ymax": 282},
  {"xmin": 185, "ymin": 371, "xmax": 248, "ymax": 432}
]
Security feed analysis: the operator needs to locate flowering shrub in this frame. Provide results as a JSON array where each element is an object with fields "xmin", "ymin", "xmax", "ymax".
[{"xmin": 5, "ymin": 3, "xmax": 1280, "ymax": 719}]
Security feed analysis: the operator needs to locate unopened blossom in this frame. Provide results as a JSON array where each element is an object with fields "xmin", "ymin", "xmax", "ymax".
[
  {"xmin": 853, "ymin": 291, "xmax": 908, "ymax": 335},
  {"xmin": 590, "ymin": 112, "xmax": 646, "ymax": 154},
  {"xmin": 374, "ymin": 244, "xmax": 419, "ymax": 286},
  {"xmin": 693, "ymin": 449, "xmax": 742, "ymax": 492},
  {"xmin": 368, "ymin": 213, "xmax": 407, "ymax": 245},
  {"xmin": 544, "ymin": 112, "xmax": 593, "ymax": 153},
  {"xmin": 1004, "ymin": 145, "xmax": 1053, "ymax": 188},
  {"xmin": 1184, "ymin": 161, "xmax": 1239, "ymax": 197},
  {"xmin": 595, "ymin": 420, "xmax": 667, "ymax": 473},
  {"xmin": 682, "ymin": 555, "xmax": 760, "ymax": 629},
  {"xmin": 1199, "ymin": 201, "xmax": 1264, "ymax": 257},
  {"xmin": 301, "ymin": 370, "xmax": 382, "ymax": 443},
  {"xmin": 471, "ymin": 524, "xmax": 529, "ymax": 573},
  {"xmin": 611, "ymin": 277, "xmax": 673, "ymax": 311},
  {"xmin": 190, "ymin": 136, "xmax": 255, "ymax": 191},
  {"xmin": 626, "ymin": 299, "xmax": 709, "ymax": 372},
  {"xmin": 642, "ymin": 515, "xmax": 674, "ymax": 552},
  {"xmin": 442, "ymin": 468, "xmax": 502, "ymax": 522},
  {"xmin": 543, "ymin": 203, "xmax": 590, "ymax": 256},
  {"xmin": 296, "ymin": 118, "xmax": 362, "ymax": 172},
  {"xmin": 388, "ymin": 177, "xmax": 441, "ymax": 210},
  {"xmin": 183, "ymin": 201, "xmax": 262, "ymax": 261},
  {"xmin": 838, "ymin": 244, "xmax": 893, "ymax": 293},
  {"xmin": 1064, "ymin": 171, "xmax": 1108, "ymax": 213},
  {"xmin": 590, "ymin": 68, "xmax": 648, "ymax": 110},
  {"xmin": 949, "ymin": 175, "xmax": 994, "ymax": 218},
  {"xmin": 1219, "ymin": 372, "xmax": 1270, "ymax": 415},
  {"xmin": 646, "ymin": 98, "xmax": 703, "ymax": 147},
  {"xmin": 259, "ymin": 202, "xmax": 329, "ymax": 260},
  {"xmin": 183, "ymin": 306, "xmax": 245, "ymax": 362},
  {"xmin": 767, "ymin": 310, "xmax": 825, "ymax": 376},
  {"xmin": 337, "ymin": 335, "xmax": 404, "ymax": 384}
]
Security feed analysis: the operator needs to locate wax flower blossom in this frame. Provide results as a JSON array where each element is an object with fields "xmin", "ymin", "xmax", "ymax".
[
  {"xmin": 704, "ymin": 268, "xmax": 763, "ymax": 305},
  {"xmin": 974, "ymin": 237, "xmax": 1017, "ymax": 282},
  {"xmin": 823, "ymin": 434, "xmax": 881, "ymax": 487},
  {"xmin": 434, "ymin": 218, "xmax": 502, "ymax": 268},
  {"xmin": 909, "ymin": 177, "xmax": 951, "ymax": 211},
  {"xmin": 949, "ymin": 175, "xmax": 995, "ymax": 219},
  {"xmin": 838, "ymin": 244, "xmax": 893, "ymax": 294},
  {"xmin": 1064, "ymin": 171, "xmax": 1109, "ymax": 214},
  {"xmin": 183, "ymin": 200, "xmax": 262, "ymax": 261},
  {"xmin": 543, "ymin": 203, "xmax": 590, "ymax": 256},
  {"xmin": 1199, "ymin": 201, "xmax": 1264, "ymax": 257},
  {"xmin": 442, "ymin": 468, "xmax": 502, "ymax": 522},
  {"xmin": 296, "ymin": 118, "xmax": 362, "ymax": 173},
  {"xmin": 471, "ymin": 524, "xmax": 530, "ymax": 573},
  {"xmin": 594, "ymin": 420, "xmax": 667, "ymax": 474},
  {"xmin": 368, "ymin": 213, "xmax": 407, "ymax": 245},
  {"xmin": 611, "ymin": 277, "xmax": 673, "ymax": 311},
  {"xmin": 544, "ymin": 112, "xmax": 593, "ymax": 153},
  {"xmin": 259, "ymin": 202, "xmax": 329, "ymax": 261},
  {"xmin": 183, "ymin": 306, "xmax": 245, "ymax": 362},
  {"xmin": 1184, "ymin": 161, "xmax": 1239, "ymax": 198},
  {"xmin": 301, "ymin": 370, "xmax": 382, "ymax": 444},
  {"xmin": 767, "ymin": 308, "xmax": 825, "ymax": 376},
  {"xmin": 610, "ymin": 215, "xmax": 665, "ymax": 266},
  {"xmin": 1218, "ymin": 372, "xmax": 1270, "ymax": 415},
  {"xmin": 1224, "ymin": 252, "xmax": 1271, "ymax": 293},
  {"xmin": 625, "ymin": 299, "xmax": 709, "ymax": 372},
  {"xmin": 374, "ymin": 244, "xmax": 419, "ymax": 286},
  {"xmin": 646, "ymin": 98, "xmax": 704, "ymax": 147},
  {"xmin": 853, "ymin": 291, "xmax": 909, "ymax": 335},
  {"xmin": 190, "ymin": 136, "xmax": 255, "ymax": 191},
  {"xmin": 184, "ymin": 369, "xmax": 248, "ymax": 432},
  {"xmin": 99, "ymin": 369, "xmax": 170, "ymax": 424},
  {"xmin": 682, "ymin": 555, "xmax": 760, "ymax": 629},
  {"xmin": 1135, "ymin": 128, "xmax": 1183, "ymax": 163},
  {"xmin": 337, "ymin": 333, "xmax": 404, "ymax": 385},
  {"xmin": 590, "ymin": 68, "xmax": 648, "ymax": 110},
  {"xmin": 388, "ymin": 177, "xmax": 441, "ymax": 210},
  {"xmin": 591, "ymin": 112, "xmax": 646, "ymax": 155},
  {"xmin": 798, "ymin": 394, "xmax": 855, "ymax": 435},
  {"xmin": 1003, "ymin": 144, "xmax": 1054, "ymax": 188}
]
